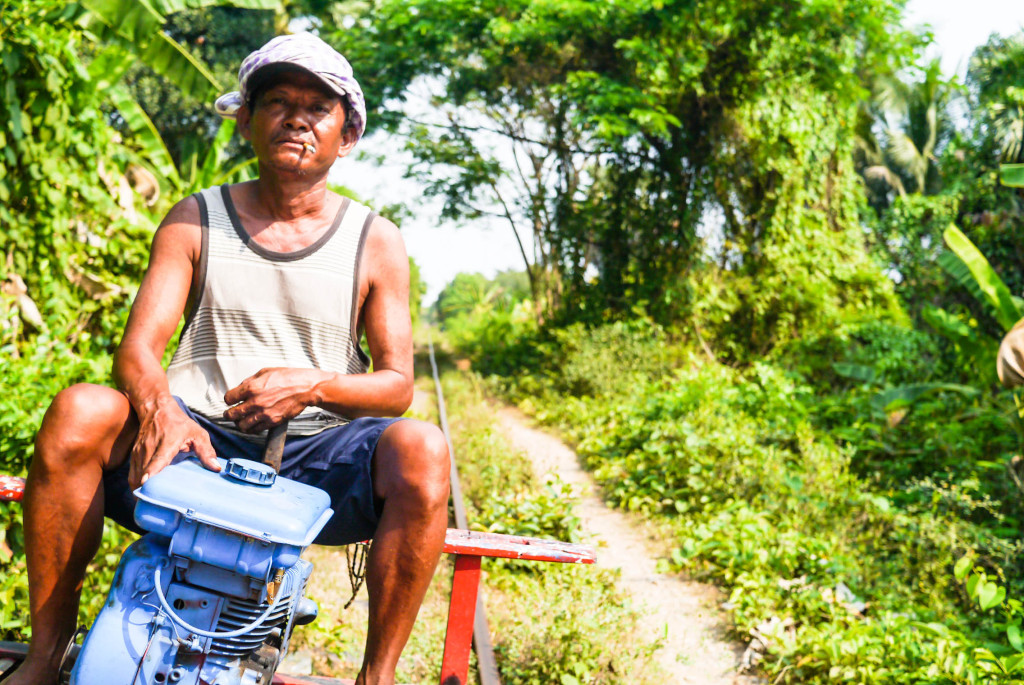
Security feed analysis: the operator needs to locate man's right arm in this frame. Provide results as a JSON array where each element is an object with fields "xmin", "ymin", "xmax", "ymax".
[{"xmin": 113, "ymin": 196, "xmax": 219, "ymax": 488}]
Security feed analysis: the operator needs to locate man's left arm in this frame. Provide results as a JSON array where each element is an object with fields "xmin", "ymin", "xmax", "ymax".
[{"xmin": 223, "ymin": 217, "xmax": 413, "ymax": 432}]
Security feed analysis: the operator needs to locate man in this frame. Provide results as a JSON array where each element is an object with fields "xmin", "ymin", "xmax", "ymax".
[{"xmin": 7, "ymin": 33, "xmax": 450, "ymax": 685}]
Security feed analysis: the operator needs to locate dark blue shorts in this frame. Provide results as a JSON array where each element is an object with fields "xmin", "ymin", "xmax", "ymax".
[{"xmin": 103, "ymin": 399, "xmax": 403, "ymax": 545}]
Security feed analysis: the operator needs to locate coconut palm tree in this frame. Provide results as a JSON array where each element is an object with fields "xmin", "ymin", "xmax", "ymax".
[
  {"xmin": 967, "ymin": 32, "xmax": 1024, "ymax": 164},
  {"xmin": 855, "ymin": 59, "xmax": 956, "ymax": 210}
]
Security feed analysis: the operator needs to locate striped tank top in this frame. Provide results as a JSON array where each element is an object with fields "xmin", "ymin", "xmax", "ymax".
[{"xmin": 166, "ymin": 185, "xmax": 375, "ymax": 436}]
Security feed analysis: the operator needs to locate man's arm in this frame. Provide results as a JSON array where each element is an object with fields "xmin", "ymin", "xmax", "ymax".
[
  {"xmin": 222, "ymin": 216, "xmax": 414, "ymax": 432},
  {"xmin": 114, "ymin": 197, "xmax": 219, "ymax": 486}
]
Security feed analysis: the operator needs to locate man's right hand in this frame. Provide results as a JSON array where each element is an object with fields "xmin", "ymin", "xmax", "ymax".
[{"xmin": 129, "ymin": 397, "xmax": 220, "ymax": 489}]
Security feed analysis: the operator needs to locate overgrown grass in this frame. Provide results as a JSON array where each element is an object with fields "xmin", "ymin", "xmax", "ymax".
[
  {"xmin": 438, "ymin": 360, "xmax": 663, "ymax": 684},
  {"xmin": 451, "ymin": 316, "xmax": 1024, "ymax": 683},
  {"xmin": 293, "ymin": 349, "xmax": 660, "ymax": 683},
  {"xmin": 0, "ymin": 341, "xmax": 133, "ymax": 639}
]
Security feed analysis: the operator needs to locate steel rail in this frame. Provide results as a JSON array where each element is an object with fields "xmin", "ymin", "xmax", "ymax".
[{"xmin": 428, "ymin": 338, "xmax": 502, "ymax": 685}]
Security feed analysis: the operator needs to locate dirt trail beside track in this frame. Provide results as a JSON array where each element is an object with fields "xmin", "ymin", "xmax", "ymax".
[{"xmin": 495, "ymin": 406, "xmax": 760, "ymax": 685}]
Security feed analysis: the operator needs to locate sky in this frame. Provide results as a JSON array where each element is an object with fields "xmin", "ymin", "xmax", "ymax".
[{"xmin": 332, "ymin": 1, "xmax": 1024, "ymax": 303}]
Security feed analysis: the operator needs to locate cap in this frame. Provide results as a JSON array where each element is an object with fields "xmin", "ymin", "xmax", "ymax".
[{"xmin": 214, "ymin": 33, "xmax": 366, "ymax": 141}]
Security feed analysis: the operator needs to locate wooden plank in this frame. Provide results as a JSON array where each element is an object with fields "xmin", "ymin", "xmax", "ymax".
[
  {"xmin": 443, "ymin": 529, "xmax": 596, "ymax": 564},
  {"xmin": 0, "ymin": 475, "xmax": 25, "ymax": 503}
]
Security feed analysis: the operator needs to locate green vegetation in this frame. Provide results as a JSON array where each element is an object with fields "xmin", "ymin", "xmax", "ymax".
[
  {"xmin": 287, "ymin": 358, "xmax": 658, "ymax": 683},
  {"xmin": 4, "ymin": 0, "xmax": 1024, "ymax": 681},
  {"xmin": 437, "ymin": 365, "xmax": 661, "ymax": 684},
  {"xmin": 0, "ymin": 0, "xmax": 280, "ymax": 640},
  {"xmin": 437, "ymin": 303, "xmax": 1024, "ymax": 681}
]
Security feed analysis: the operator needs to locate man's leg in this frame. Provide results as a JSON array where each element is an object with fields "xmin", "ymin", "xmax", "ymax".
[
  {"xmin": 357, "ymin": 419, "xmax": 450, "ymax": 685},
  {"xmin": 5, "ymin": 384, "xmax": 136, "ymax": 685}
]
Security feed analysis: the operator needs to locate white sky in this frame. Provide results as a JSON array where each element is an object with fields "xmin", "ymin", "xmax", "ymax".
[{"xmin": 334, "ymin": 1, "xmax": 1024, "ymax": 302}]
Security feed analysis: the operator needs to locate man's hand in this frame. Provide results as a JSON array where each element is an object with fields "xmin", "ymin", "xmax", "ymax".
[
  {"xmin": 130, "ymin": 397, "xmax": 220, "ymax": 489},
  {"xmin": 223, "ymin": 367, "xmax": 322, "ymax": 433}
]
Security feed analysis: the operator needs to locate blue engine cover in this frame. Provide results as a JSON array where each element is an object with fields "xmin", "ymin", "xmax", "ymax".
[{"xmin": 69, "ymin": 458, "xmax": 332, "ymax": 685}]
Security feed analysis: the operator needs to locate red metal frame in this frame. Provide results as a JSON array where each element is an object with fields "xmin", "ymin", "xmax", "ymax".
[
  {"xmin": 0, "ymin": 475, "xmax": 24, "ymax": 503},
  {"xmin": 440, "ymin": 554, "xmax": 482, "ymax": 685},
  {"xmin": 0, "ymin": 478, "xmax": 597, "ymax": 685}
]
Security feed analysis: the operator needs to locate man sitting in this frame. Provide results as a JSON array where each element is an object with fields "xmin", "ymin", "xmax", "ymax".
[{"xmin": 7, "ymin": 33, "xmax": 450, "ymax": 685}]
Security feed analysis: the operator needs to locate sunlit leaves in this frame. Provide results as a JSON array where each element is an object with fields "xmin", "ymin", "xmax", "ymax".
[{"xmin": 941, "ymin": 224, "xmax": 1023, "ymax": 332}]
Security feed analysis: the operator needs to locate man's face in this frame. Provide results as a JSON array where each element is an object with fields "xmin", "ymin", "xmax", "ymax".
[{"xmin": 237, "ymin": 68, "xmax": 357, "ymax": 174}]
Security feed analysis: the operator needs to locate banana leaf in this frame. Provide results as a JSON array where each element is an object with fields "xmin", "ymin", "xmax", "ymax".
[
  {"xmin": 80, "ymin": 0, "xmax": 164, "ymax": 44},
  {"xmin": 872, "ymin": 383, "xmax": 980, "ymax": 413},
  {"xmin": 140, "ymin": 33, "xmax": 224, "ymax": 102},
  {"xmin": 942, "ymin": 224, "xmax": 1022, "ymax": 331},
  {"xmin": 108, "ymin": 84, "xmax": 181, "ymax": 192},
  {"xmin": 832, "ymin": 363, "xmax": 877, "ymax": 384},
  {"xmin": 1000, "ymin": 163, "xmax": 1024, "ymax": 188},
  {"xmin": 151, "ymin": 0, "xmax": 282, "ymax": 12},
  {"xmin": 81, "ymin": 0, "xmax": 223, "ymax": 102},
  {"xmin": 185, "ymin": 119, "xmax": 258, "ymax": 193}
]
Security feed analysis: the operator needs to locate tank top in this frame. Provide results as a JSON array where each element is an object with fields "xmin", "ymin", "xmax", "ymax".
[{"xmin": 166, "ymin": 184, "xmax": 375, "ymax": 437}]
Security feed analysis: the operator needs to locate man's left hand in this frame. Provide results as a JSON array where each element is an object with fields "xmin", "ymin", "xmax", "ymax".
[{"xmin": 223, "ymin": 367, "xmax": 322, "ymax": 432}]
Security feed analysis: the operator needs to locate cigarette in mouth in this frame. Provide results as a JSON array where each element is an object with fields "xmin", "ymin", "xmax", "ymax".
[{"xmin": 303, "ymin": 143, "xmax": 316, "ymax": 153}]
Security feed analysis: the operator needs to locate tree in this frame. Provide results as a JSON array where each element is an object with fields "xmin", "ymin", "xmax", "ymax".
[
  {"xmin": 856, "ymin": 60, "xmax": 957, "ymax": 211},
  {"xmin": 335, "ymin": 0, "xmax": 913, "ymax": 349},
  {"xmin": 118, "ymin": 6, "xmax": 276, "ymax": 169},
  {"xmin": 967, "ymin": 32, "xmax": 1024, "ymax": 165}
]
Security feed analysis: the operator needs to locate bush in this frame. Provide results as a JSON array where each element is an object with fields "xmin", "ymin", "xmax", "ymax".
[{"xmin": 478, "ymin": 328, "xmax": 1024, "ymax": 682}]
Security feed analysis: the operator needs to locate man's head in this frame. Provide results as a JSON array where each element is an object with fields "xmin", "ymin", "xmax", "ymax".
[{"xmin": 215, "ymin": 33, "xmax": 366, "ymax": 143}]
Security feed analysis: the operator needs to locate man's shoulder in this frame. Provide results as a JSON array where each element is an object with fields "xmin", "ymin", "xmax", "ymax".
[
  {"xmin": 159, "ymin": 194, "xmax": 203, "ymax": 230},
  {"xmin": 363, "ymin": 214, "xmax": 404, "ymax": 259}
]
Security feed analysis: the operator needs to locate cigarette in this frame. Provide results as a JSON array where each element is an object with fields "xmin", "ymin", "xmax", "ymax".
[{"xmin": 303, "ymin": 143, "xmax": 316, "ymax": 153}]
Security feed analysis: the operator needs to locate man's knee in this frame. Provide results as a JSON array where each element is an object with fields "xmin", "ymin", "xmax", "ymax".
[
  {"xmin": 34, "ymin": 384, "xmax": 132, "ymax": 471},
  {"xmin": 375, "ymin": 420, "xmax": 450, "ymax": 506}
]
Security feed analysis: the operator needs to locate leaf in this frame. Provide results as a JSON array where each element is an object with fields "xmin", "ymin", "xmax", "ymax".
[
  {"xmin": 871, "ymin": 383, "xmax": 979, "ymax": 413},
  {"xmin": 82, "ymin": 1, "xmax": 223, "ymax": 102},
  {"xmin": 832, "ymin": 363, "xmax": 877, "ymax": 384},
  {"xmin": 967, "ymin": 573, "xmax": 982, "ymax": 598},
  {"xmin": 140, "ymin": 33, "xmax": 224, "ymax": 102},
  {"xmin": 189, "ymin": 119, "xmax": 237, "ymax": 191},
  {"xmin": 150, "ymin": 0, "xmax": 282, "ymax": 12},
  {"xmin": 107, "ymin": 85, "xmax": 181, "ymax": 191},
  {"xmin": 954, "ymin": 555, "xmax": 973, "ymax": 581},
  {"xmin": 978, "ymin": 581, "xmax": 1005, "ymax": 610},
  {"xmin": 86, "ymin": 45, "xmax": 137, "ymax": 91},
  {"xmin": 1009, "ymin": 624, "xmax": 1023, "ymax": 652},
  {"xmin": 942, "ymin": 224, "xmax": 1023, "ymax": 331},
  {"xmin": 921, "ymin": 305, "xmax": 974, "ymax": 342},
  {"xmin": 1000, "ymin": 163, "xmax": 1024, "ymax": 188},
  {"xmin": 80, "ymin": 0, "xmax": 165, "ymax": 44}
]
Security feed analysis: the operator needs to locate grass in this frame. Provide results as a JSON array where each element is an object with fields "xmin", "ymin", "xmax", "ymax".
[{"xmin": 293, "ymin": 345, "xmax": 663, "ymax": 683}]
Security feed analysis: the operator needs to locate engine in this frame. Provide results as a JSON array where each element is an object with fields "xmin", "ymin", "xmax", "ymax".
[{"xmin": 63, "ymin": 456, "xmax": 333, "ymax": 685}]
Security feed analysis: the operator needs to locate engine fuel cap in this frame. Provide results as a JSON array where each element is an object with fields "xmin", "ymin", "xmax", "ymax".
[{"xmin": 224, "ymin": 458, "xmax": 277, "ymax": 486}]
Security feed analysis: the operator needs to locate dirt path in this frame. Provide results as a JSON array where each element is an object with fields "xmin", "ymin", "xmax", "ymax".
[{"xmin": 496, "ymin": 406, "xmax": 759, "ymax": 685}]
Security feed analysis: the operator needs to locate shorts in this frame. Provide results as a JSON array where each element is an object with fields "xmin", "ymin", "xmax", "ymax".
[{"xmin": 103, "ymin": 398, "xmax": 403, "ymax": 545}]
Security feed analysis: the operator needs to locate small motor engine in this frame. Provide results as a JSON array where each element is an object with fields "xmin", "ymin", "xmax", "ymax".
[{"xmin": 63, "ymin": 456, "xmax": 333, "ymax": 685}]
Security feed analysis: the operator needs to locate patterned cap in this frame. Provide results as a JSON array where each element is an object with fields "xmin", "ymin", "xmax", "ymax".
[{"xmin": 214, "ymin": 33, "xmax": 366, "ymax": 141}]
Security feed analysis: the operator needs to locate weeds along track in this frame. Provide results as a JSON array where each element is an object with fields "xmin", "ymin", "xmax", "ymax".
[
  {"xmin": 295, "ymin": 358, "xmax": 729, "ymax": 683},
  {"xmin": 495, "ymin": 406, "xmax": 762, "ymax": 685}
]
